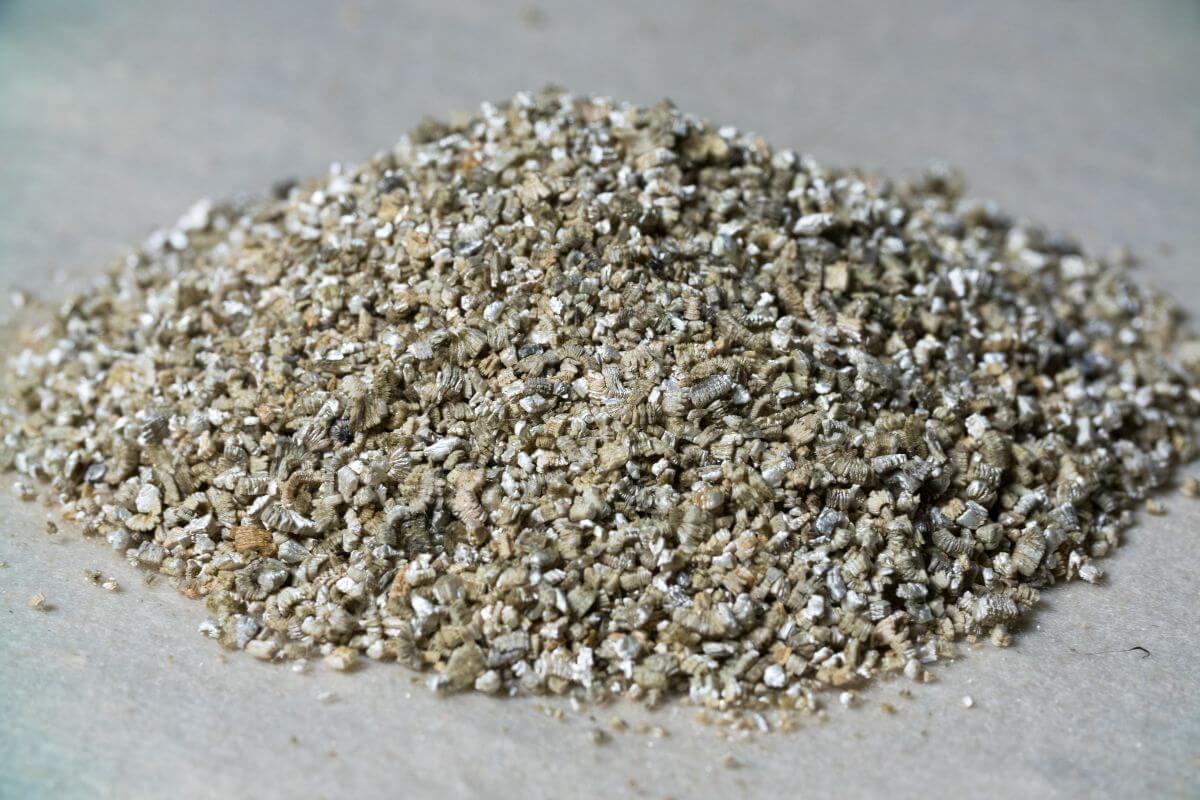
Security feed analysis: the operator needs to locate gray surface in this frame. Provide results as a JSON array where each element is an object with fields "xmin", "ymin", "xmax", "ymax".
[{"xmin": 1, "ymin": 2, "xmax": 1198, "ymax": 798}]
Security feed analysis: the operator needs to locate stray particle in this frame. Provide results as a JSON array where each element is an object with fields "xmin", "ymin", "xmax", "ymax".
[{"xmin": 324, "ymin": 647, "xmax": 359, "ymax": 672}]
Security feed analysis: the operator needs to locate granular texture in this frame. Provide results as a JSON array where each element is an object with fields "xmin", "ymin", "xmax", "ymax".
[{"xmin": 4, "ymin": 90, "xmax": 1198, "ymax": 712}]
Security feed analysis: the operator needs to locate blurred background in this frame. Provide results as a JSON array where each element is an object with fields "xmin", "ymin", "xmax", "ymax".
[
  {"xmin": 1, "ymin": 3, "xmax": 1198, "ymax": 798},
  {"xmin": 1, "ymin": 0, "xmax": 1197, "ymax": 300}
]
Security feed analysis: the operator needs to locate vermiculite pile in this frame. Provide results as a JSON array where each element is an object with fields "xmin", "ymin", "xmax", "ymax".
[{"xmin": 4, "ymin": 90, "xmax": 1198, "ymax": 713}]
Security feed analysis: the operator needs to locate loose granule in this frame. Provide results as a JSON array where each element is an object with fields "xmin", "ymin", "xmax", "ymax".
[{"xmin": 3, "ymin": 89, "xmax": 1198, "ymax": 719}]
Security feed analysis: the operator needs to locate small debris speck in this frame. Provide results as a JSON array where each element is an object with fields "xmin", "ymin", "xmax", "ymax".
[
  {"xmin": 519, "ymin": 4, "xmax": 547, "ymax": 29},
  {"xmin": 324, "ymin": 646, "xmax": 359, "ymax": 672}
]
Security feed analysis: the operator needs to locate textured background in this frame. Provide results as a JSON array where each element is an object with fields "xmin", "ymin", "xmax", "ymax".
[{"xmin": 0, "ymin": 2, "xmax": 1198, "ymax": 798}]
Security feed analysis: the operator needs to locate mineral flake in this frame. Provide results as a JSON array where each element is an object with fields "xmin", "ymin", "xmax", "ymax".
[{"xmin": 2, "ymin": 89, "xmax": 1198, "ymax": 717}]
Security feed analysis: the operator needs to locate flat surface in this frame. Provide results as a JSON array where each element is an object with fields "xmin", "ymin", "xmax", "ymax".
[{"xmin": 1, "ymin": 2, "xmax": 1198, "ymax": 798}]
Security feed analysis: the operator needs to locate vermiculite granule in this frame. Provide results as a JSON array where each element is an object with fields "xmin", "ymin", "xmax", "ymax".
[{"xmin": 4, "ymin": 90, "xmax": 1198, "ymax": 716}]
